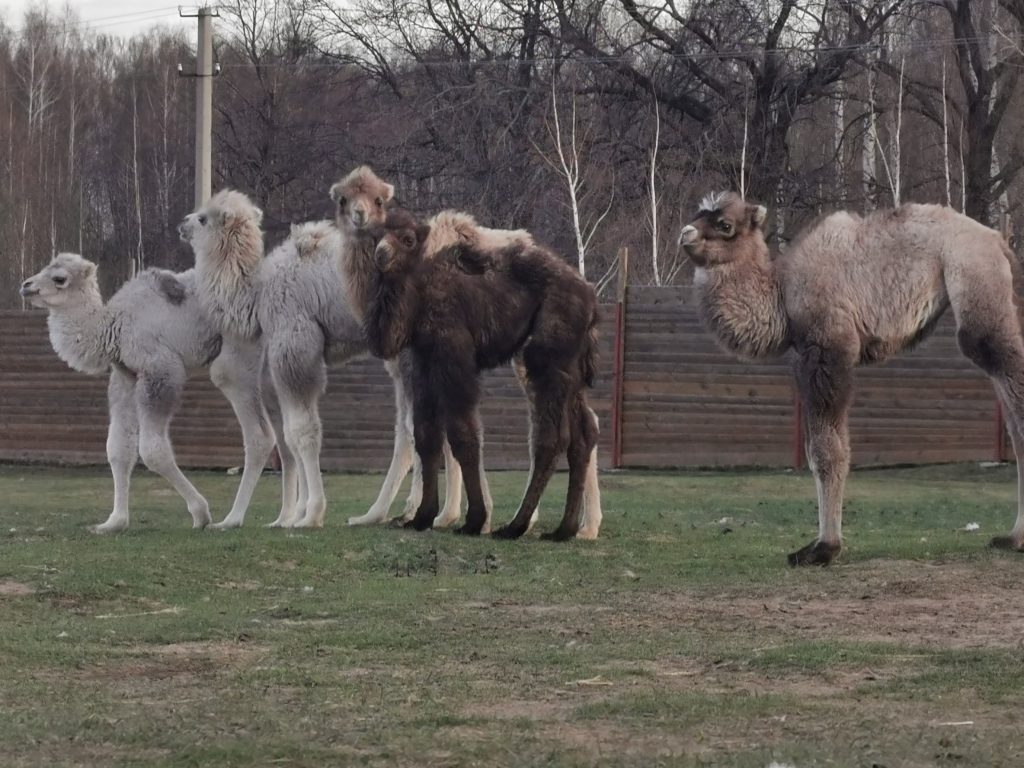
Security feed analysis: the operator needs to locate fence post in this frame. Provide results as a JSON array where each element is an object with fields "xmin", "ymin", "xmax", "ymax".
[
  {"xmin": 792, "ymin": 387, "xmax": 804, "ymax": 470},
  {"xmin": 611, "ymin": 247, "xmax": 629, "ymax": 469}
]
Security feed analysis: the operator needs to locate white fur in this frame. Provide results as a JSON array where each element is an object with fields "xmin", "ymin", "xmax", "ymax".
[
  {"xmin": 20, "ymin": 254, "xmax": 274, "ymax": 533},
  {"xmin": 181, "ymin": 185, "xmax": 465, "ymax": 529}
]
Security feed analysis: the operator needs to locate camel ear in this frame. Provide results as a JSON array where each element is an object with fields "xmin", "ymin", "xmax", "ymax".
[
  {"xmin": 252, "ymin": 206, "xmax": 263, "ymax": 225},
  {"xmin": 749, "ymin": 204, "xmax": 768, "ymax": 229},
  {"xmin": 329, "ymin": 182, "xmax": 345, "ymax": 204},
  {"xmin": 81, "ymin": 260, "xmax": 97, "ymax": 279},
  {"xmin": 382, "ymin": 183, "xmax": 395, "ymax": 203},
  {"xmin": 416, "ymin": 222, "xmax": 431, "ymax": 244}
]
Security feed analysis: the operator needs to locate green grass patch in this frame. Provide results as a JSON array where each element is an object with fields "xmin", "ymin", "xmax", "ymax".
[{"xmin": 2, "ymin": 462, "xmax": 1024, "ymax": 765}]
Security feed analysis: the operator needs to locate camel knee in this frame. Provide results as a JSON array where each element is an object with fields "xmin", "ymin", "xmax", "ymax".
[
  {"xmin": 806, "ymin": 432, "xmax": 848, "ymax": 479},
  {"xmin": 957, "ymin": 328, "xmax": 1020, "ymax": 376},
  {"xmin": 139, "ymin": 434, "xmax": 176, "ymax": 474}
]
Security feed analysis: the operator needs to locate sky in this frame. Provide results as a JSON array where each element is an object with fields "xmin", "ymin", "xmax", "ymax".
[{"xmin": 1, "ymin": 1, "xmax": 192, "ymax": 38}]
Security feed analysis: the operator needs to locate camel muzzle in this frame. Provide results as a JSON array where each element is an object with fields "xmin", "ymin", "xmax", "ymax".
[
  {"xmin": 678, "ymin": 225, "xmax": 700, "ymax": 247},
  {"xmin": 18, "ymin": 281, "xmax": 38, "ymax": 298}
]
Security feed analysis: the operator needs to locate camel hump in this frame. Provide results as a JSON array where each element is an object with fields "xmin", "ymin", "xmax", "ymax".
[
  {"xmin": 289, "ymin": 220, "xmax": 337, "ymax": 259},
  {"xmin": 425, "ymin": 210, "xmax": 534, "ymax": 260},
  {"xmin": 147, "ymin": 269, "xmax": 188, "ymax": 306}
]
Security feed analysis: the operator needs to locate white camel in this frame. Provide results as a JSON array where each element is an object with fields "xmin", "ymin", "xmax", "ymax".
[
  {"xmin": 19, "ymin": 253, "xmax": 275, "ymax": 532},
  {"xmin": 178, "ymin": 185, "xmax": 468, "ymax": 529}
]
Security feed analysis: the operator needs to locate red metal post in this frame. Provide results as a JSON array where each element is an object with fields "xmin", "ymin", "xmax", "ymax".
[
  {"xmin": 995, "ymin": 401, "xmax": 1007, "ymax": 463},
  {"xmin": 610, "ymin": 247, "xmax": 629, "ymax": 469},
  {"xmin": 792, "ymin": 388, "xmax": 804, "ymax": 470}
]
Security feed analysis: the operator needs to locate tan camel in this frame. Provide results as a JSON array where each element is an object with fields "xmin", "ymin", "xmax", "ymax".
[{"xmin": 679, "ymin": 192, "xmax": 1024, "ymax": 565}]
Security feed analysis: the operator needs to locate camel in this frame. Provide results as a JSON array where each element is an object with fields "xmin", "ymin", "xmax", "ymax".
[
  {"xmin": 359, "ymin": 207, "xmax": 602, "ymax": 541},
  {"xmin": 678, "ymin": 191, "xmax": 1024, "ymax": 565},
  {"xmin": 18, "ymin": 253, "xmax": 275, "ymax": 533},
  {"xmin": 179, "ymin": 183, "xmax": 467, "ymax": 529}
]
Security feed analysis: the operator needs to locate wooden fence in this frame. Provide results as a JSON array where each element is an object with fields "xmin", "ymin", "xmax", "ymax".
[{"xmin": 0, "ymin": 286, "xmax": 1006, "ymax": 471}]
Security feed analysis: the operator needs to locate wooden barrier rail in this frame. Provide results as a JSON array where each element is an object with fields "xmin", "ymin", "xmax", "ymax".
[{"xmin": 0, "ymin": 286, "xmax": 1007, "ymax": 470}]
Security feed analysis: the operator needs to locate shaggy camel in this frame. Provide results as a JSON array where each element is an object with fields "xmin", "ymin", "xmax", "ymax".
[
  {"xmin": 179, "ymin": 184, "xmax": 465, "ymax": 529},
  {"xmin": 19, "ymin": 253, "xmax": 274, "ymax": 532},
  {"xmin": 330, "ymin": 167, "xmax": 484, "ymax": 530},
  {"xmin": 361, "ymin": 208, "xmax": 601, "ymax": 540},
  {"xmin": 678, "ymin": 192, "xmax": 1024, "ymax": 565}
]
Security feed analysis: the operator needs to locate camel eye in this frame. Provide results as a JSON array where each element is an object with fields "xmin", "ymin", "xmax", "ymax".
[
  {"xmin": 53, "ymin": 275, "xmax": 67, "ymax": 286},
  {"xmin": 716, "ymin": 220, "xmax": 733, "ymax": 235},
  {"xmin": 402, "ymin": 235, "xmax": 415, "ymax": 248},
  {"xmin": 198, "ymin": 214, "xmax": 208, "ymax": 226},
  {"xmin": 375, "ymin": 197, "xmax": 384, "ymax": 208},
  {"xmin": 338, "ymin": 196, "xmax": 347, "ymax": 208}
]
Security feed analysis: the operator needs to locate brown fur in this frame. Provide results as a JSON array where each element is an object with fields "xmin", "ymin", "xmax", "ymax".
[
  {"xmin": 680, "ymin": 192, "xmax": 1024, "ymax": 565},
  {"xmin": 360, "ymin": 210, "xmax": 600, "ymax": 541}
]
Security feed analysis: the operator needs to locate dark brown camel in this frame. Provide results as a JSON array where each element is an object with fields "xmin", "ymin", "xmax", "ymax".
[{"xmin": 358, "ymin": 209, "xmax": 600, "ymax": 541}]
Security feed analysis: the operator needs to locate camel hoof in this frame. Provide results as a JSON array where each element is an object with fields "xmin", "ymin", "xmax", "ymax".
[
  {"xmin": 90, "ymin": 522, "xmax": 127, "ymax": 535},
  {"xmin": 453, "ymin": 524, "xmax": 482, "ymax": 536},
  {"xmin": 540, "ymin": 527, "xmax": 577, "ymax": 542},
  {"xmin": 347, "ymin": 513, "xmax": 383, "ymax": 527},
  {"xmin": 989, "ymin": 535, "xmax": 1024, "ymax": 551},
  {"xmin": 491, "ymin": 525, "xmax": 525, "ymax": 540},
  {"xmin": 402, "ymin": 517, "xmax": 433, "ymax": 532},
  {"xmin": 209, "ymin": 519, "xmax": 242, "ymax": 531},
  {"xmin": 576, "ymin": 526, "xmax": 599, "ymax": 541},
  {"xmin": 787, "ymin": 540, "xmax": 841, "ymax": 567},
  {"xmin": 291, "ymin": 517, "xmax": 324, "ymax": 530}
]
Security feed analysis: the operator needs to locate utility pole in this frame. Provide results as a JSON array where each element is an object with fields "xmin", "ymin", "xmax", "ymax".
[{"xmin": 179, "ymin": 6, "xmax": 220, "ymax": 208}]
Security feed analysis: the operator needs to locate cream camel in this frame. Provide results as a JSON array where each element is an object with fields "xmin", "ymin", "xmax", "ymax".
[{"xmin": 679, "ymin": 192, "xmax": 1024, "ymax": 565}]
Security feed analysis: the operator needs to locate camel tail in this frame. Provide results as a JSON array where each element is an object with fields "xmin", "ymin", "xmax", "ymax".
[{"xmin": 581, "ymin": 307, "xmax": 600, "ymax": 388}]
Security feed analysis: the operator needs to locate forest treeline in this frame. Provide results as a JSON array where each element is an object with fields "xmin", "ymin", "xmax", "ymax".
[{"xmin": 1, "ymin": 0, "xmax": 1023, "ymax": 305}]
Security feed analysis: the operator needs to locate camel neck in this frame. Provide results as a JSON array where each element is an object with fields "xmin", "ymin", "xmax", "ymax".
[
  {"xmin": 339, "ymin": 227, "xmax": 377, "ymax": 323},
  {"xmin": 196, "ymin": 237, "xmax": 262, "ymax": 340},
  {"xmin": 364, "ymin": 268, "xmax": 417, "ymax": 361},
  {"xmin": 46, "ymin": 284, "xmax": 113, "ymax": 375},
  {"xmin": 696, "ymin": 253, "xmax": 790, "ymax": 360}
]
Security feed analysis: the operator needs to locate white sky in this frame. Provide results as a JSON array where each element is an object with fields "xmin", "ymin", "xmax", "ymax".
[{"xmin": 2, "ymin": 1, "xmax": 191, "ymax": 38}]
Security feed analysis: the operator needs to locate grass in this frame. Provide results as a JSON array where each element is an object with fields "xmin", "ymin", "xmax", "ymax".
[{"xmin": 1, "ymin": 462, "xmax": 1024, "ymax": 766}]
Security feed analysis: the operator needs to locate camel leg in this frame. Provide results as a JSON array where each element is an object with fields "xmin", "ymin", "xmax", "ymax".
[
  {"xmin": 511, "ymin": 359, "xmax": 541, "ymax": 532},
  {"xmin": 446, "ymin": 408, "xmax": 488, "ymax": 536},
  {"xmin": 279, "ymin": 392, "xmax": 326, "ymax": 529},
  {"xmin": 268, "ymin": 335, "xmax": 327, "ymax": 529},
  {"xmin": 264, "ymin": 384, "xmax": 302, "ymax": 528},
  {"xmin": 493, "ymin": 369, "xmax": 572, "ymax": 540},
  {"xmin": 991, "ymin": 379, "xmax": 1024, "ymax": 549},
  {"xmin": 434, "ymin": 439, "xmax": 465, "ymax": 528},
  {"xmin": 352, "ymin": 359, "xmax": 417, "ymax": 526},
  {"xmin": 404, "ymin": 387, "xmax": 445, "ymax": 532},
  {"xmin": 209, "ymin": 344, "xmax": 275, "ymax": 529},
  {"xmin": 788, "ymin": 348, "xmax": 853, "ymax": 566},
  {"xmin": 955, "ymin": 325, "xmax": 1024, "ymax": 550},
  {"xmin": 541, "ymin": 393, "xmax": 598, "ymax": 541},
  {"xmin": 135, "ymin": 366, "xmax": 210, "ymax": 529},
  {"xmin": 92, "ymin": 368, "xmax": 139, "ymax": 534},
  {"xmin": 576, "ymin": 407, "xmax": 603, "ymax": 540}
]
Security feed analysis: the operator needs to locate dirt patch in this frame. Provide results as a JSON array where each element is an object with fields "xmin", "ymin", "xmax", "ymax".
[
  {"xmin": 631, "ymin": 561, "xmax": 1024, "ymax": 650},
  {"xmin": 0, "ymin": 579, "xmax": 35, "ymax": 596},
  {"xmin": 73, "ymin": 640, "xmax": 264, "ymax": 683}
]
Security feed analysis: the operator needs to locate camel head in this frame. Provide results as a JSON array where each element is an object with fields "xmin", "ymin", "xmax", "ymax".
[
  {"xmin": 678, "ymin": 192, "xmax": 768, "ymax": 267},
  {"xmin": 372, "ymin": 208, "xmax": 430, "ymax": 274},
  {"xmin": 178, "ymin": 189, "xmax": 264, "ymax": 264},
  {"xmin": 330, "ymin": 165, "xmax": 394, "ymax": 232},
  {"xmin": 19, "ymin": 252, "xmax": 98, "ymax": 309}
]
